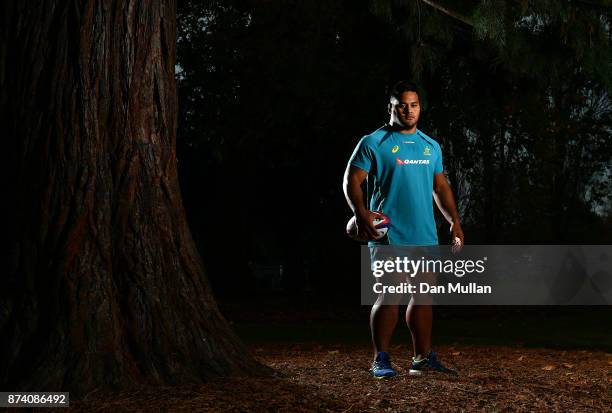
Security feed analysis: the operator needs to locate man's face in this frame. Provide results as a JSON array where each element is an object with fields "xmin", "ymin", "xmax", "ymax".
[{"xmin": 389, "ymin": 91, "xmax": 420, "ymax": 129}]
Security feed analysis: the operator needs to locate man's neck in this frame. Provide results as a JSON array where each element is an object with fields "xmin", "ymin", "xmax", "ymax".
[{"xmin": 387, "ymin": 122, "xmax": 417, "ymax": 134}]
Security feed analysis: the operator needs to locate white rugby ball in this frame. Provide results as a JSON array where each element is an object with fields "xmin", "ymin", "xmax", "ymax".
[{"xmin": 346, "ymin": 212, "xmax": 390, "ymax": 241}]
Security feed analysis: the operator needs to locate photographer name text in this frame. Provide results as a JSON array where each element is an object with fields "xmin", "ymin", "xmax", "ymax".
[{"xmin": 373, "ymin": 282, "xmax": 492, "ymax": 294}]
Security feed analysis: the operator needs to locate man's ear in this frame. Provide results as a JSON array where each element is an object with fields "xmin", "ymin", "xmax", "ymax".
[{"xmin": 387, "ymin": 103, "xmax": 392, "ymax": 115}]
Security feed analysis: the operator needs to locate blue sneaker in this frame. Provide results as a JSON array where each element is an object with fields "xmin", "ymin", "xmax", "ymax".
[
  {"xmin": 370, "ymin": 352, "xmax": 397, "ymax": 378},
  {"xmin": 409, "ymin": 351, "xmax": 458, "ymax": 376}
]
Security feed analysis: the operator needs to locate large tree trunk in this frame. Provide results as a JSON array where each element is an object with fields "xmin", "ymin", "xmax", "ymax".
[{"xmin": 0, "ymin": 0, "xmax": 265, "ymax": 397}]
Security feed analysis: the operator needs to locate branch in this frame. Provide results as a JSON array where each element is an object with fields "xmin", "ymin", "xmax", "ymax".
[
  {"xmin": 421, "ymin": 0, "xmax": 474, "ymax": 27},
  {"xmin": 421, "ymin": 0, "xmax": 610, "ymax": 30}
]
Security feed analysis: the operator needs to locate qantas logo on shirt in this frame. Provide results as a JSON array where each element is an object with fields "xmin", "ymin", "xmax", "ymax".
[{"xmin": 396, "ymin": 158, "xmax": 430, "ymax": 165}]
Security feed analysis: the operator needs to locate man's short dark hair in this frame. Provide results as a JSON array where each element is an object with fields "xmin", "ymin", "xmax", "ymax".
[{"xmin": 388, "ymin": 80, "xmax": 420, "ymax": 101}]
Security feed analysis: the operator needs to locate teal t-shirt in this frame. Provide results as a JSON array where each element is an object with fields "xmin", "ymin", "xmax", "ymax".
[{"xmin": 348, "ymin": 126, "xmax": 444, "ymax": 246}]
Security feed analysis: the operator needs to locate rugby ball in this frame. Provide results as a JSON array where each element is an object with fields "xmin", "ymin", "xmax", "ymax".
[{"xmin": 346, "ymin": 212, "xmax": 390, "ymax": 241}]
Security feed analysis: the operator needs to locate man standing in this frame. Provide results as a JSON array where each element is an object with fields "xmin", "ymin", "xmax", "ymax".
[{"xmin": 343, "ymin": 81, "xmax": 464, "ymax": 378}]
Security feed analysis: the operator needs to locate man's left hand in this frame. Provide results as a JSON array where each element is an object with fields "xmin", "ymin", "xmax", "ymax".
[{"xmin": 451, "ymin": 221, "xmax": 464, "ymax": 254}]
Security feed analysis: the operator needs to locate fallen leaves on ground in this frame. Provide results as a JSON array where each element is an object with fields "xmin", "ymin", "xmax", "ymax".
[{"xmin": 66, "ymin": 344, "xmax": 612, "ymax": 412}]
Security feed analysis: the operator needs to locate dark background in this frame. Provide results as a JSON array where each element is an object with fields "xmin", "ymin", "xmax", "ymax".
[{"xmin": 174, "ymin": 0, "xmax": 612, "ymax": 343}]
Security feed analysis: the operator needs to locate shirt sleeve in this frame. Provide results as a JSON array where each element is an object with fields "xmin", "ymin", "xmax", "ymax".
[
  {"xmin": 434, "ymin": 143, "xmax": 444, "ymax": 174},
  {"xmin": 348, "ymin": 137, "xmax": 375, "ymax": 173}
]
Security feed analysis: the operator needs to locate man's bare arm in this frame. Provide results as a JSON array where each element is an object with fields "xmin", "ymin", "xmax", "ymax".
[
  {"xmin": 342, "ymin": 165, "xmax": 380, "ymax": 240},
  {"xmin": 433, "ymin": 172, "xmax": 464, "ymax": 245}
]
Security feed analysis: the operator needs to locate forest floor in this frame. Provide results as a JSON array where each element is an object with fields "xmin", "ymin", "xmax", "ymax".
[
  {"xmin": 67, "ymin": 342, "xmax": 611, "ymax": 412},
  {"xmin": 47, "ymin": 307, "xmax": 612, "ymax": 412}
]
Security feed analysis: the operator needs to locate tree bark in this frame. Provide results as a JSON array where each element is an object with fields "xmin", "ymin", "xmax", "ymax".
[{"xmin": 0, "ymin": 0, "xmax": 266, "ymax": 397}]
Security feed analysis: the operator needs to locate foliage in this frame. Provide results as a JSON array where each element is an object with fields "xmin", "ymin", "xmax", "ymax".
[
  {"xmin": 176, "ymin": 0, "xmax": 612, "ymax": 294},
  {"xmin": 369, "ymin": 0, "xmax": 612, "ymax": 241}
]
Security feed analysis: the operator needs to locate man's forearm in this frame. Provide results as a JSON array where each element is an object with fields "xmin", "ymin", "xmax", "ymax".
[
  {"xmin": 342, "ymin": 166, "xmax": 368, "ymax": 217},
  {"xmin": 343, "ymin": 171, "xmax": 368, "ymax": 217},
  {"xmin": 434, "ymin": 187, "xmax": 460, "ymax": 225}
]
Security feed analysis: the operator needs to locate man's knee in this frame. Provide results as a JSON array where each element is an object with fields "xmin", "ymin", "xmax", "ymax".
[{"xmin": 374, "ymin": 293, "xmax": 404, "ymax": 306}]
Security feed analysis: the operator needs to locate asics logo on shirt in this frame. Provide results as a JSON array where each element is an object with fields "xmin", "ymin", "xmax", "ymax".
[{"xmin": 396, "ymin": 158, "xmax": 430, "ymax": 165}]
